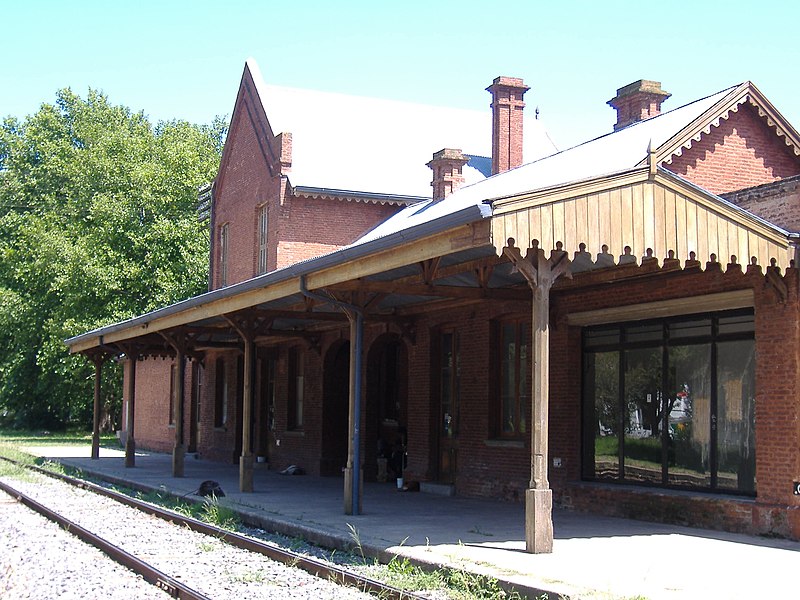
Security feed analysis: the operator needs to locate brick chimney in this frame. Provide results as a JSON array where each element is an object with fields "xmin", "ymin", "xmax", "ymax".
[
  {"xmin": 607, "ymin": 80, "xmax": 671, "ymax": 131},
  {"xmin": 427, "ymin": 148, "xmax": 468, "ymax": 201},
  {"xmin": 487, "ymin": 76, "xmax": 529, "ymax": 175}
]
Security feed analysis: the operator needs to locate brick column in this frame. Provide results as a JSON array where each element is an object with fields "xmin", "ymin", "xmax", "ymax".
[{"xmin": 753, "ymin": 266, "xmax": 800, "ymax": 539}]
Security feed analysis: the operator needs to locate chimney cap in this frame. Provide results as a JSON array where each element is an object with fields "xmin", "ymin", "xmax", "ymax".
[
  {"xmin": 608, "ymin": 80, "xmax": 670, "ymax": 107},
  {"xmin": 486, "ymin": 76, "xmax": 530, "ymax": 93},
  {"xmin": 428, "ymin": 148, "xmax": 467, "ymax": 163}
]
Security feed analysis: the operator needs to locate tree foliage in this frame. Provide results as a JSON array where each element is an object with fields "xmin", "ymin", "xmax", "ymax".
[{"xmin": 0, "ymin": 89, "xmax": 224, "ymax": 430}]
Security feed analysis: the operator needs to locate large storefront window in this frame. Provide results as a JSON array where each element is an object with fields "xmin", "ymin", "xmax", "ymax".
[{"xmin": 582, "ymin": 310, "xmax": 755, "ymax": 495}]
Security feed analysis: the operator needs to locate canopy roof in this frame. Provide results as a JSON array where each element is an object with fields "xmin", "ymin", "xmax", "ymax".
[{"xmin": 66, "ymin": 79, "xmax": 799, "ymax": 355}]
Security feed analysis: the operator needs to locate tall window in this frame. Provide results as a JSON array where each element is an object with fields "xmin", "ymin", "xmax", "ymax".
[
  {"xmin": 219, "ymin": 223, "xmax": 229, "ymax": 287},
  {"xmin": 192, "ymin": 361, "xmax": 202, "ymax": 425},
  {"xmin": 378, "ymin": 342, "xmax": 400, "ymax": 423},
  {"xmin": 214, "ymin": 358, "xmax": 228, "ymax": 427},
  {"xmin": 439, "ymin": 331, "xmax": 460, "ymax": 439},
  {"xmin": 288, "ymin": 348, "xmax": 304, "ymax": 430},
  {"xmin": 169, "ymin": 364, "xmax": 176, "ymax": 425},
  {"xmin": 582, "ymin": 310, "xmax": 755, "ymax": 494},
  {"xmin": 264, "ymin": 356, "xmax": 276, "ymax": 431},
  {"xmin": 495, "ymin": 319, "xmax": 530, "ymax": 438},
  {"xmin": 257, "ymin": 204, "xmax": 268, "ymax": 275}
]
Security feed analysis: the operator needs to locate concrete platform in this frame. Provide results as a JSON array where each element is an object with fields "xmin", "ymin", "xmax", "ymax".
[{"xmin": 27, "ymin": 445, "xmax": 799, "ymax": 599}]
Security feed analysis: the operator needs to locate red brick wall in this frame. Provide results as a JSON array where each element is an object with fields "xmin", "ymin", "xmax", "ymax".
[
  {"xmin": 752, "ymin": 268, "xmax": 800, "ymax": 538},
  {"xmin": 722, "ymin": 176, "xmax": 800, "ymax": 233},
  {"xmin": 211, "ymin": 91, "xmax": 404, "ymax": 288},
  {"xmin": 195, "ymin": 352, "xmax": 239, "ymax": 464},
  {"xmin": 130, "ymin": 358, "xmax": 173, "ymax": 454},
  {"xmin": 275, "ymin": 195, "xmax": 400, "ymax": 269},
  {"xmin": 211, "ymin": 95, "xmax": 281, "ymax": 289},
  {"xmin": 667, "ymin": 104, "xmax": 800, "ymax": 195}
]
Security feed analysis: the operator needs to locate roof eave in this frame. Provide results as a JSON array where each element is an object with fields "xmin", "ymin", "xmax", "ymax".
[{"xmin": 65, "ymin": 203, "xmax": 488, "ymax": 352}]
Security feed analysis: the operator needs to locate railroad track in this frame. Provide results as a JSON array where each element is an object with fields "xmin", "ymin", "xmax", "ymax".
[{"xmin": 0, "ymin": 457, "xmax": 426, "ymax": 600}]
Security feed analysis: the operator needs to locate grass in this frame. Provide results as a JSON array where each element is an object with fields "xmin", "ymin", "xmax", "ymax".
[{"xmin": 0, "ymin": 429, "xmax": 117, "ymax": 447}]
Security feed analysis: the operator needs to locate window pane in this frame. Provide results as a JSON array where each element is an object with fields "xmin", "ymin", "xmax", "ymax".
[
  {"xmin": 625, "ymin": 323, "xmax": 662, "ymax": 344},
  {"xmin": 667, "ymin": 344, "xmax": 711, "ymax": 488},
  {"xmin": 518, "ymin": 323, "xmax": 529, "ymax": 434},
  {"xmin": 669, "ymin": 318, "xmax": 711, "ymax": 340},
  {"xmin": 624, "ymin": 347, "xmax": 663, "ymax": 483},
  {"xmin": 587, "ymin": 351, "xmax": 620, "ymax": 480},
  {"xmin": 717, "ymin": 313, "xmax": 754, "ymax": 335},
  {"xmin": 501, "ymin": 323, "xmax": 517, "ymax": 434},
  {"xmin": 585, "ymin": 327, "xmax": 620, "ymax": 349},
  {"xmin": 716, "ymin": 340, "xmax": 756, "ymax": 493}
]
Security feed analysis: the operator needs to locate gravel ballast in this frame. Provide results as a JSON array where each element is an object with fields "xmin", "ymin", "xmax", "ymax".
[{"xmin": 0, "ymin": 472, "xmax": 375, "ymax": 599}]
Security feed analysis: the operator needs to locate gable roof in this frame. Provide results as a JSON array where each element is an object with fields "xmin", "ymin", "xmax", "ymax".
[
  {"xmin": 244, "ymin": 58, "xmax": 559, "ymax": 199},
  {"xmin": 358, "ymin": 81, "xmax": 800, "ymax": 244}
]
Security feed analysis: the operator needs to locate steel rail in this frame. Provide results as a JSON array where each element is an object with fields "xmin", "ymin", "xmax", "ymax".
[
  {"xmin": 0, "ymin": 458, "xmax": 425, "ymax": 600},
  {"xmin": 0, "ymin": 478, "xmax": 211, "ymax": 600}
]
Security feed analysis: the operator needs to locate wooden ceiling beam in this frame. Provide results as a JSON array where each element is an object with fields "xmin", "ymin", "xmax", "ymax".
[{"xmin": 327, "ymin": 279, "xmax": 530, "ymax": 301}]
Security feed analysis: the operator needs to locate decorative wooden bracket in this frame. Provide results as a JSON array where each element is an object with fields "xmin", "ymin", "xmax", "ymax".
[
  {"xmin": 420, "ymin": 257, "xmax": 441, "ymax": 285},
  {"xmin": 476, "ymin": 264, "xmax": 494, "ymax": 290},
  {"xmin": 398, "ymin": 319, "xmax": 417, "ymax": 346},
  {"xmin": 503, "ymin": 238, "xmax": 572, "ymax": 293},
  {"xmin": 158, "ymin": 329, "xmax": 204, "ymax": 363},
  {"xmin": 766, "ymin": 259, "xmax": 788, "ymax": 303}
]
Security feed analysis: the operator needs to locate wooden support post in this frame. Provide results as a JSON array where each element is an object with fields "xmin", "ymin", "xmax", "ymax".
[
  {"xmin": 503, "ymin": 239, "xmax": 570, "ymax": 554},
  {"xmin": 124, "ymin": 352, "xmax": 138, "ymax": 468},
  {"xmin": 91, "ymin": 355, "xmax": 103, "ymax": 460},
  {"xmin": 223, "ymin": 315, "xmax": 257, "ymax": 493},
  {"xmin": 172, "ymin": 346, "xmax": 186, "ymax": 478},
  {"xmin": 239, "ymin": 337, "xmax": 255, "ymax": 493}
]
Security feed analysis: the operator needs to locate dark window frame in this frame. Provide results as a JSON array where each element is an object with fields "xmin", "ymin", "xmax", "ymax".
[
  {"xmin": 492, "ymin": 317, "xmax": 531, "ymax": 440},
  {"xmin": 257, "ymin": 203, "xmax": 268, "ymax": 275},
  {"xmin": 581, "ymin": 308, "xmax": 755, "ymax": 495},
  {"xmin": 287, "ymin": 347, "xmax": 304, "ymax": 431},
  {"xmin": 438, "ymin": 327, "xmax": 461, "ymax": 439},
  {"xmin": 214, "ymin": 357, "xmax": 227, "ymax": 428}
]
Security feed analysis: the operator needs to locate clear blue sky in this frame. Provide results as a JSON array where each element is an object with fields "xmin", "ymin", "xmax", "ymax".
[{"xmin": 3, "ymin": 0, "xmax": 799, "ymax": 150}]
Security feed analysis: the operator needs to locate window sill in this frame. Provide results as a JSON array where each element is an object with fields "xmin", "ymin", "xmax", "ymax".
[
  {"xmin": 213, "ymin": 426, "xmax": 227, "ymax": 432},
  {"xmin": 484, "ymin": 439, "xmax": 525, "ymax": 449},
  {"xmin": 283, "ymin": 430, "xmax": 305, "ymax": 437}
]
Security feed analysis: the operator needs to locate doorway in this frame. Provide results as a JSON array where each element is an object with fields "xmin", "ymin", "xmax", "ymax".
[
  {"xmin": 366, "ymin": 334, "xmax": 408, "ymax": 482},
  {"xmin": 434, "ymin": 329, "xmax": 459, "ymax": 485},
  {"xmin": 321, "ymin": 341, "xmax": 350, "ymax": 476}
]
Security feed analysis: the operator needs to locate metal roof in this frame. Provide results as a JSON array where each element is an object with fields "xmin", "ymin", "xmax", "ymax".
[{"xmin": 245, "ymin": 58, "xmax": 559, "ymax": 199}]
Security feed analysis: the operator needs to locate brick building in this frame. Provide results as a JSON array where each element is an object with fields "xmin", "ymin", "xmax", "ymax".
[{"xmin": 68, "ymin": 63, "xmax": 800, "ymax": 552}]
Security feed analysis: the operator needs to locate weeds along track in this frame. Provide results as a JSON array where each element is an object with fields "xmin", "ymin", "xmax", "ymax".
[{"xmin": 0, "ymin": 457, "xmax": 426, "ymax": 600}]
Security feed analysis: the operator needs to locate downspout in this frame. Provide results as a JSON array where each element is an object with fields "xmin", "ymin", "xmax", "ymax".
[{"xmin": 299, "ymin": 276, "xmax": 363, "ymax": 515}]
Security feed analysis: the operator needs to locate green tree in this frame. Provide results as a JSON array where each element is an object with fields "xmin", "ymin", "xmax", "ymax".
[{"xmin": 0, "ymin": 88, "xmax": 224, "ymax": 430}]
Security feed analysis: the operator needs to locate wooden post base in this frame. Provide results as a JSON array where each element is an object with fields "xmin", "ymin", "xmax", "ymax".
[
  {"xmin": 172, "ymin": 443, "xmax": 185, "ymax": 478},
  {"xmin": 343, "ymin": 467, "xmax": 363, "ymax": 515},
  {"xmin": 91, "ymin": 432, "xmax": 100, "ymax": 460},
  {"xmin": 525, "ymin": 488, "xmax": 553, "ymax": 553},
  {"xmin": 239, "ymin": 454, "xmax": 254, "ymax": 493},
  {"xmin": 124, "ymin": 437, "xmax": 136, "ymax": 468}
]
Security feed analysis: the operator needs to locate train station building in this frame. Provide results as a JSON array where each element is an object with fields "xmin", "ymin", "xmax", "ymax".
[{"xmin": 67, "ymin": 59, "xmax": 800, "ymax": 551}]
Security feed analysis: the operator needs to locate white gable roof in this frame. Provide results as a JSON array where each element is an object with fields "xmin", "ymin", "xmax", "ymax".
[
  {"xmin": 246, "ymin": 58, "xmax": 558, "ymax": 199},
  {"xmin": 357, "ymin": 86, "xmax": 738, "ymax": 244}
]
